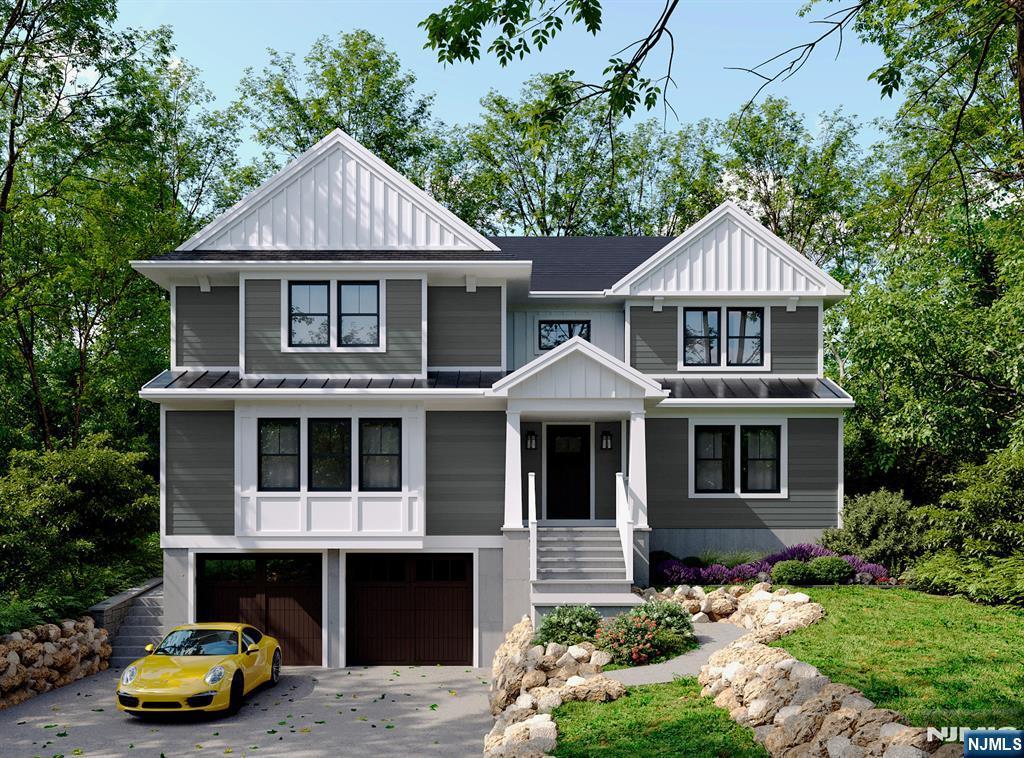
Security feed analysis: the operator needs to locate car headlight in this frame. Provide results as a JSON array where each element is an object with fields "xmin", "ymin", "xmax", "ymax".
[
  {"xmin": 121, "ymin": 666, "xmax": 138, "ymax": 686},
  {"xmin": 204, "ymin": 665, "xmax": 225, "ymax": 685}
]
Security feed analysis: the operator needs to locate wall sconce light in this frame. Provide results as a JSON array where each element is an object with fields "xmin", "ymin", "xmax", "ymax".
[
  {"xmin": 600, "ymin": 431, "xmax": 613, "ymax": 450},
  {"xmin": 525, "ymin": 431, "xmax": 538, "ymax": 450}
]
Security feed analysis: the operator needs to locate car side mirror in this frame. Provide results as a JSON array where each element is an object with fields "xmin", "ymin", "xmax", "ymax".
[
  {"xmin": 246, "ymin": 644, "xmax": 258, "ymax": 654},
  {"xmin": 144, "ymin": 643, "xmax": 154, "ymax": 653}
]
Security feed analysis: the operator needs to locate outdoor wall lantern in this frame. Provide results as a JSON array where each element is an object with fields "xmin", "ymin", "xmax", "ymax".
[
  {"xmin": 525, "ymin": 431, "xmax": 538, "ymax": 450},
  {"xmin": 600, "ymin": 431, "xmax": 613, "ymax": 450}
]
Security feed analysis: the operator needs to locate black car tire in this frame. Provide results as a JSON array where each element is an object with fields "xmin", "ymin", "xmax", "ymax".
[
  {"xmin": 270, "ymin": 649, "xmax": 282, "ymax": 687},
  {"xmin": 227, "ymin": 673, "xmax": 244, "ymax": 714}
]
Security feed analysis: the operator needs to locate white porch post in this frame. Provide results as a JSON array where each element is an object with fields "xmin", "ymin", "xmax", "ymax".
[
  {"xmin": 628, "ymin": 410, "xmax": 649, "ymax": 528},
  {"xmin": 503, "ymin": 410, "xmax": 523, "ymax": 528}
]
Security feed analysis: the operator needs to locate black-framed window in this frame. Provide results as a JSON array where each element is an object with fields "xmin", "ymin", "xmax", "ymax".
[
  {"xmin": 308, "ymin": 418, "xmax": 351, "ymax": 491},
  {"xmin": 258, "ymin": 418, "xmax": 299, "ymax": 491},
  {"xmin": 538, "ymin": 320, "xmax": 591, "ymax": 350},
  {"xmin": 683, "ymin": 308, "xmax": 720, "ymax": 366},
  {"xmin": 694, "ymin": 425, "xmax": 734, "ymax": 493},
  {"xmin": 288, "ymin": 282, "xmax": 330, "ymax": 347},
  {"xmin": 339, "ymin": 281, "xmax": 380, "ymax": 347},
  {"xmin": 741, "ymin": 425, "xmax": 780, "ymax": 493},
  {"xmin": 359, "ymin": 418, "xmax": 401, "ymax": 491},
  {"xmin": 727, "ymin": 307, "xmax": 764, "ymax": 365}
]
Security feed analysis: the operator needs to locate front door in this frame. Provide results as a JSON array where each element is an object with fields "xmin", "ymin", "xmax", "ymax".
[{"xmin": 545, "ymin": 424, "xmax": 591, "ymax": 519}]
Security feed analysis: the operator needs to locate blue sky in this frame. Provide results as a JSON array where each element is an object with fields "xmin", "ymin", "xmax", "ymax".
[{"xmin": 117, "ymin": 0, "xmax": 900, "ymax": 150}]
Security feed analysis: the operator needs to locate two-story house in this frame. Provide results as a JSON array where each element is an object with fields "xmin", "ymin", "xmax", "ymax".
[{"xmin": 133, "ymin": 129, "xmax": 852, "ymax": 669}]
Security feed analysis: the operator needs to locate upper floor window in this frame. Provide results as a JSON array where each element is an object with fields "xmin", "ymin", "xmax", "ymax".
[
  {"xmin": 339, "ymin": 282, "xmax": 379, "ymax": 347},
  {"xmin": 288, "ymin": 282, "xmax": 329, "ymax": 347},
  {"xmin": 727, "ymin": 308, "xmax": 763, "ymax": 366},
  {"xmin": 683, "ymin": 308, "xmax": 720, "ymax": 366},
  {"xmin": 308, "ymin": 418, "xmax": 352, "ymax": 491},
  {"xmin": 360, "ymin": 418, "xmax": 401, "ymax": 491},
  {"xmin": 258, "ymin": 418, "xmax": 300, "ymax": 491},
  {"xmin": 538, "ymin": 320, "xmax": 590, "ymax": 350}
]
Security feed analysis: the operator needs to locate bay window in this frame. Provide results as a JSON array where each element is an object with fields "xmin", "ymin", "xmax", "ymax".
[
  {"xmin": 308, "ymin": 418, "xmax": 351, "ymax": 491},
  {"xmin": 258, "ymin": 419, "xmax": 300, "ymax": 491},
  {"xmin": 359, "ymin": 418, "xmax": 401, "ymax": 491}
]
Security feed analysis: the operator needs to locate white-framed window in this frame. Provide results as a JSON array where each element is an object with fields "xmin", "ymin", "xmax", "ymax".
[
  {"xmin": 677, "ymin": 305, "xmax": 770, "ymax": 371},
  {"xmin": 280, "ymin": 278, "xmax": 387, "ymax": 353},
  {"xmin": 688, "ymin": 419, "xmax": 787, "ymax": 499}
]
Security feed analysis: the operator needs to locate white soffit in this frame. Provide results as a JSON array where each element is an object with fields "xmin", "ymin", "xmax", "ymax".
[
  {"xmin": 179, "ymin": 129, "xmax": 499, "ymax": 252},
  {"xmin": 490, "ymin": 336, "xmax": 667, "ymax": 400},
  {"xmin": 609, "ymin": 201, "xmax": 847, "ymax": 298}
]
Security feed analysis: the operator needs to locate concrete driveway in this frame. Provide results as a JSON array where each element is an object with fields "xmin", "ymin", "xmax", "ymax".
[{"xmin": 0, "ymin": 664, "xmax": 492, "ymax": 758}]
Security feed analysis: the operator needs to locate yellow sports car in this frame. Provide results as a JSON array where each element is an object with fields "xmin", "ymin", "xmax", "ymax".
[{"xmin": 116, "ymin": 622, "xmax": 281, "ymax": 715}]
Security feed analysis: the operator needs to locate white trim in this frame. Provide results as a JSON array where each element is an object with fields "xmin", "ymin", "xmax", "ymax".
[
  {"xmin": 160, "ymin": 406, "xmax": 167, "ymax": 539},
  {"xmin": 675, "ymin": 305, "xmax": 772, "ymax": 372},
  {"xmin": 422, "ymin": 536, "xmax": 505, "ymax": 548},
  {"xmin": 500, "ymin": 283, "xmax": 508, "ymax": 371},
  {"xmin": 624, "ymin": 303, "xmax": 631, "ymax": 368},
  {"xmin": 321, "ymin": 548, "xmax": 328, "ymax": 667},
  {"xmin": 817, "ymin": 301, "xmax": 825, "ymax": 377},
  {"xmin": 164, "ymin": 535, "xmax": 427, "ymax": 550},
  {"xmin": 187, "ymin": 549, "xmax": 196, "ymax": 623},
  {"xmin": 687, "ymin": 417, "xmax": 790, "ymax": 500},
  {"xmin": 280, "ymin": 277, "xmax": 388, "ymax": 354},
  {"xmin": 337, "ymin": 550, "xmax": 346, "ymax": 668},
  {"xmin": 540, "ymin": 421, "xmax": 596, "ymax": 521},
  {"xmin": 472, "ymin": 547, "xmax": 480, "ymax": 667},
  {"xmin": 178, "ymin": 128, "xmax": 500, "ymax": 253},
  {"xmin": 169, "ymin": 286, "xmax": 178, "ymax": 370},
  {"xmin": 420, "ymin": 278, "xmax": 428, "ymax": 377},
  {"xmin": 239, "ymin": 279, "xmax": 246, "ymax": 373},
  {"xmin": 143, "ymin": 387, "xmax": 490, "ymax": 401}
]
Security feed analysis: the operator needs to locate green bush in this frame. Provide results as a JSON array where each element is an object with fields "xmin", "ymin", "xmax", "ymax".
[
  {"xmin": 534, "ymin": 604, "xmax": 603, "ymax": 645},
  {"xmin": 596, "ymin": 613, "xmax": 692, "ymax": 666},
  {"xmin": 631, "ymin": 600, "xmax": 696, "ymax": 641},
  {"xmin": 807, "ymin": 556, "xmax": 854, "ymax": 585},
  {"xmin": 820, "ymin": 489, "xmax": 925, "ymax": 574},
  {"xmin": 771, "ymin": 560, "xmax": 813, "ymax": 585},
  {"xmin": 904, "ymin": 551, "xmax": 1024, "ymax": 606}
]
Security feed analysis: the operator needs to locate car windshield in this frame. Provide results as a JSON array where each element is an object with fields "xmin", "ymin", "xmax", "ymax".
[{"xmin": 154, "ymin": 629, "xmax": 238, "ymax": 656}]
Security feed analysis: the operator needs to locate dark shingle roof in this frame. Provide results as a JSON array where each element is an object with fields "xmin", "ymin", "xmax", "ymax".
[
  {"xmin": 488, "ymin": 236, "xmax": 673, "ymax": 291},
  {"xmin": 150, "ymin": 236, "xmax": 673, "ymax": 292}
]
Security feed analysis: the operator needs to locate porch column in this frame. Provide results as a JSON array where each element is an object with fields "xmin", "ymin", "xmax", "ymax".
[
  {"xmin": 503, "ymin": 410, "xmax": 523, "ymax": 528},
  {"xmin": 628, "ymin": 410, "xmax": 649, "ymax": 528}
]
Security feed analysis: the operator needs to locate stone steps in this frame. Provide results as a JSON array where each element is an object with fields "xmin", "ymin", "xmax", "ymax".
[{"xmin": 110, "ymin": 586, "xmax": 165, "ymax": 667}]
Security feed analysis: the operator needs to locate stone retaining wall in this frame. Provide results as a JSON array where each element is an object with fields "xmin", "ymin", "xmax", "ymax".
[{"xmin": 0, "ymin": 617, "xmax": 111, "ymax": 710}]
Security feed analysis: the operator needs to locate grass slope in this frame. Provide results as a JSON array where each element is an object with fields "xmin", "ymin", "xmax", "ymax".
[
  {"xmin": 552, "ymin": 678, "xmax": 768, "ymax": 758},
  {"xmin": 772, "ymin": 587, "xmax": 1024, "ymax": 727}
]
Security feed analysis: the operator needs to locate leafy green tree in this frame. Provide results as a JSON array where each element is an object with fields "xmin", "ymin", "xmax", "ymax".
[{"xmin": 236, "ymin": 30, "xmax": 436, "ymax": 175}]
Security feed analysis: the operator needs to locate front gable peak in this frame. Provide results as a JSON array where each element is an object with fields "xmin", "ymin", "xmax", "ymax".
[{"xmin": 179, "ymin": 129, "xmax": 499, "ymax": 252}]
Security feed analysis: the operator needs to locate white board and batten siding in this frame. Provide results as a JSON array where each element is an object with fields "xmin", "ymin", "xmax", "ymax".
[
  {"xmin": 507, "ymin": 309, "xmax": 624, "ymax": 371},
  {"xmin": 505, "ymin": 351, "xmax": 648, "ymax": 400},
  {"xmin": 179, "ymin": 130, "xmax": 497, "ymax": 252},
  {"xmin": 234, "ymin": 404, "xmax": 426, "ymax": 538}
]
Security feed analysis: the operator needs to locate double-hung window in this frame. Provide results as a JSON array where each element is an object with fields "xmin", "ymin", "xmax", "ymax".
[
  {"xmin": 727, "ymin": 308, "xmax": 764, "ymax": 366},
  {"xmin": 692, "ymin": 423, "xmax": 782, "ymax": 496},
  {"xmin": 538, "ymin": 320, "xmax": 591, "ymax": 350},
  {"xmin": 359, "ymin": 418, "xmax": 401, "ymax": 491},
  {"xmin": 683, "ymin": 308, "xmax": 720, "ymax": 366},
  {"xmin": 339, "ymin": 282, "xmax": 380, "ymax": 347},
  {"xmin": 258, "ymin": 419, "xmax": 300, "ymax": 491},
  {"xmin": 308, "ymin": 418, "xmax": 351, "ymax": 491},
  {"xmin": 288, "ymin": 282, "xmax": 330, "ymax": 347}
]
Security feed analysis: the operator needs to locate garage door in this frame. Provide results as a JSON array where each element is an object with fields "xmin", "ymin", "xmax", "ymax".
[
  {"xmin": 196, "ymin": 554, "xmax": 322, "ymax": 666},
  {"xmin": 347, "ymin": 553, "xmax": 472, "ymax": 666}
]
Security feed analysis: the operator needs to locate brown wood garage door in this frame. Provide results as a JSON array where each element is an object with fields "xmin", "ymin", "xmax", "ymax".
[
  {"xmin": 196, "ymin": 554, "xmax": 322, "ymax": 666},
  {"xmin": 347, "ymin": 553, "xmax": 472, "ymax": 666}
]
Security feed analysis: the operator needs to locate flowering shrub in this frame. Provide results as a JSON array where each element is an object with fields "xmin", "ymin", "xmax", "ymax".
[
  {"xmin": 631, "ymin": 600, "xmax": 697, "ymax": 643},
  {"xmin": 533, "ymin": 604, "xmax": 602, "ymax": 645},
  {"xmin": 653, "ymin": 543, "xmax": 889, "ymax": 588},
  {"xmin": 595, "ymin": 613, "xmax": 691, "ymax": 666}
]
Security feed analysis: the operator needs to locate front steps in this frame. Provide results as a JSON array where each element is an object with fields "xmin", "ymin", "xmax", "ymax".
[
  {"xmin": 109, "ymin": 586, "xmax": 164, "ymax": 668},
  {"xmin": 531, "ymin": 527, "xmax": 641, "ymax": 611}
]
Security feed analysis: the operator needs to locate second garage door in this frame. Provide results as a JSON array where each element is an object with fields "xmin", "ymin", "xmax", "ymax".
[{"xmin": 347, "ymin": 553, "xmax": 472, "ymax": 665}]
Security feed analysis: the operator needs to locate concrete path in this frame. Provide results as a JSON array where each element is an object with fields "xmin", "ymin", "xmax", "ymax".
[
  {"xmin": 604, "ymin": 621, "xmax": 746, "ymax": 686},
  {"xmin": 0, "ymin": 664, "xmax": 492, "ymax": 758}
]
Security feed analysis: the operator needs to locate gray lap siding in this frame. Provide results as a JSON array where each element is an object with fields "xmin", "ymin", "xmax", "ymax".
[
  {"xmin": 427, "ymin": 286, "xmax": 503, "ymax": 368},
  {"xmin": 165, "ymin": 410, "xmax": 235, "ymax": 535},
  {"xmin": 770, "ymin": 306, "xmax": 818, "ymax": 373},
  {"xmin": 244, "ymin": 278, "xmax": 422, "ymax": 374},
  {"xmin": 175, "ymin": 286, "xmax": 239, "ymax": 368},
  {"xmin": 646, "ymin": 417, "xmax": 839, "ymax": 529}
]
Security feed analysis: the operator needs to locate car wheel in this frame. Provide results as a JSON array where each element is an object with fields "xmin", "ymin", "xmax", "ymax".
[
  {"xmin": 227, "ymin": 673, "xmax": 244, "ymax": 714},
  {"xmin": 270, "ymin": 650, "xmax": 282, "ymax": 687}
]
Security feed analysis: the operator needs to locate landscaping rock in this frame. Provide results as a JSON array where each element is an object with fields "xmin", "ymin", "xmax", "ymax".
[
  {"xmin": 566, "ymin": 644, "xmax": 590, "ymax": 662},
  {"xmin": 520, "ymin": 669, "xmax": 547, "ymax": 691},
  {"xmin": 489, "ymin": 615, "xmax": 534, "ymax": 715},
  {"xmin": 544, "ymin": 642, "xmax": 566, "ymax": 658},
  {"xmin": 589, "ymin": 650, "xmax": 612, "ymax": 667},
  {"xmin": 692, "ymin": 612, "xmax": 710, "ymax": 623}
]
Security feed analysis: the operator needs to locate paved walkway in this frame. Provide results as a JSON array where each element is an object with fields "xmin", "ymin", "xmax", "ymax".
[
  {"xmin": 604, "ymin": 621, "xmax": 746, "ymax": 686},
  {"xmin": 0, "ymin": 664, "xmax": 492, "ymax": 758}
]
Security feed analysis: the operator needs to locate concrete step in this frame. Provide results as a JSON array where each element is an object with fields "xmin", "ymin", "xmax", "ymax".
[
  {"xmin": 134, "ymin": 596, "xmax": 163, "ymax": 607},
  {"xmin": 531, "ymin": 579, "xmax": 634, "ymax": 595},
  {"xmin": 115, "ymin": 634, "xmax": 162, "ymax": 649},
  {"xmin": 120, "ymin": 614, "xmax": 164, "ymax": 627},
  {"xmin": 537, "ymin": 556, "xmax": 625, "ymax": 568},
  {"xmin": 124, "ymin": 605, "xmax": 163, "ymax": 618},
  {"xmin": 537, "ymin": 569, "xmax": 626, "ymax": 581}
]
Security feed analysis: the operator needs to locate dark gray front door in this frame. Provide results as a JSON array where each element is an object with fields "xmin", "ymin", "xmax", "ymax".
[{"xmin": 546, "ymin": 425, "xmax": 591, "ymax": 519}]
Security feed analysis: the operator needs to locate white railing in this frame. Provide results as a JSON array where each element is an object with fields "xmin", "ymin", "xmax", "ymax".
[
  {"xmin": 527, "ymin": 472, "xmax": 538, "ymax": 582},
  {"xmin": 615, "ymin": 472, "xmax": 634, "ymax": 583}
]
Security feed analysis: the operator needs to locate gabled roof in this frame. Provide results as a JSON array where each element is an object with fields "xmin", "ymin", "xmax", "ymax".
[
  {"xmin": 179, "ymin": 129, "xmax": 499, "ymax": 252},
  {"xmin": 491, "ymin": 337, "xmax": 667, "ymax": 400},
  {"xmin": 608, "ymin": 201, "xmax": 848, "ymax": 299}
]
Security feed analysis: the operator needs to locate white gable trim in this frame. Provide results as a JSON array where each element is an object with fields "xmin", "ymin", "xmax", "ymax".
[
  {"xmin": 490, "ymin": 336, "xmax": 667, "ymax": 399},
  {"xmin": 179, "ymin": 129, "xmax": 499, "ymax": 252},
  {"xmin": 608, "ymin": 201, "xmax": 848, "ymax": 298}
]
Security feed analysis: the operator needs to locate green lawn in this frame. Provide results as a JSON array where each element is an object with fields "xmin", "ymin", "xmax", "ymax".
[
  {"xmin": 552, "ymin": 678, "xmax": 768, "ymax": 758},
  {"xmin": 771, "ymin": 587, "xmax": 1024, "ymax": 728}
]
